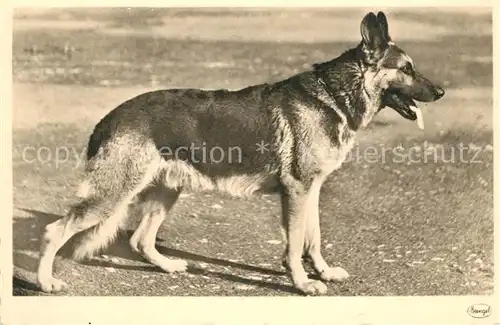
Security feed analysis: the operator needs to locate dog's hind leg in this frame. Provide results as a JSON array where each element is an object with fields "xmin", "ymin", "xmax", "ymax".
[
  {"xmin": 129, "ymin": 185, "xmax": 187, "ymax": 273},
  {"xmin": 303, "ymin": 178, "xmax": 349, "ymax": 283},
  {"xmin": 37, "ymin": 190, "xmax": 140, "ymax": 293},
  {"xmin": 37, "ymin": 199, "xmax": 103, "ymax": 293},
  {"xmin": 37, "ymin": 144, "xmax": 162, "ymax": 293}
]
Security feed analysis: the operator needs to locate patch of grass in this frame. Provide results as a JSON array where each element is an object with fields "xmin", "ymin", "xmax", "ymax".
[
  {"xmin": 12, "ymin": 8, "xmax": 492, "ymax": 89},
  {"xmin": 12, "ymin": 27, "xmax": 492, "ymax": 89},
  {"xmin": 13, "ymin": 7, "xmax": 296, "ymax": 22}
]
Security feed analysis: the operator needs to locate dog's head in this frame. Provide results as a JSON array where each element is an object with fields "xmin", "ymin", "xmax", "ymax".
[{"xmin": 360, "ymin": 11, "xmax": 445, "ymax": 121}]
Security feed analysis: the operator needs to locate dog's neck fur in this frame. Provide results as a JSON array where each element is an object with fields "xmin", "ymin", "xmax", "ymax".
[{"xmin": 312, "ymin": 43, "xmax": 384, "ymax": 130}]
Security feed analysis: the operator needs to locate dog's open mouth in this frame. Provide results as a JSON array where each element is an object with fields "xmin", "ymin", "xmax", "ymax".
[{"xmin": 382, "ymin": 91, "xmax": 424, "ymax": 129}]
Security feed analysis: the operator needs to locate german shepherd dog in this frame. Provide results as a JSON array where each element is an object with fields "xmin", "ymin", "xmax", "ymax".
[{"xmin": 37, "ymin": 11, "xmax": 444, "ymax": 295}]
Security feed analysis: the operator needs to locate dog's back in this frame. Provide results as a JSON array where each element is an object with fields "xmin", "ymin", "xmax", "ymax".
[{"xmin": 85, "ymin": 83, "xmax": 288, "ymax": 197}]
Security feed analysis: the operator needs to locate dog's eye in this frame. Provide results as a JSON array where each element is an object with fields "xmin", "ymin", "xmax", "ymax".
[{"xmin": 400, "ymin": 63, "xmax": 413, "ymax": 75}]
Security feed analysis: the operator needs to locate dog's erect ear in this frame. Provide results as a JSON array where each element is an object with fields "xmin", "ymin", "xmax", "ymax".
[
  {"xmin": 360, "ymin": 12, "xmax": 386, "ymax": 49},
  {"xmin": 360, "ymin": 12, "xmax": 388, "ymax": 65},
  {"xmin": 376, "ymin": 11, "xmax": 391, "ymax": 42}
]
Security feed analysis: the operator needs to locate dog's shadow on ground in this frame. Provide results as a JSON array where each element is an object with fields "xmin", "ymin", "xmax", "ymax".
[{"xmin": 14, "ymin": 208, "xmax": 300, "ymax": 295}]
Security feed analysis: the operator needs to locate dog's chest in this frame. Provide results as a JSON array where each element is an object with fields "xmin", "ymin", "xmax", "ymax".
[
  {"xmin": 310, "ymin": 126, "xmax": 356, "ymax": 176},
  {"xmin": 297, "ymin": 105, "xmax": 356, "ymax": 176},
  {"xmin": 299, "ymin": 95, "xmax": 357, "ymax": 176}
]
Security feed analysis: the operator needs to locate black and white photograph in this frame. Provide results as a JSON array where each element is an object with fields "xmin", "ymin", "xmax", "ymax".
[{"xmin": 4, "ymin": 3, "xmax": 495, "ymax": 320}]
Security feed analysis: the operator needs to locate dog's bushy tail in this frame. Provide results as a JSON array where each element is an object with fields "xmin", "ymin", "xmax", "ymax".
[
  {"xmin": 71, "ymin": 212, "xmax": 129, "ymax": 261},
  {"xmin": 70, "ymin": 114, "xmax": 162, "ymax": 260},
  {"xmin": 70, "ymin": 180, "xmax": 128, "ymax": 260},
  {"xmin": 71, "ymin": 113, "xmax": 128, "ymax": 260},
  {"xmin": 70, "ymin": 159, "xmax": 161, "ymax": 260}
]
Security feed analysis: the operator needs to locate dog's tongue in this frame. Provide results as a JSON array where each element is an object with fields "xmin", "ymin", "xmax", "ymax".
[{"xmin": 409, "ymin": 105, "xmax": 424, "ymax": 130}]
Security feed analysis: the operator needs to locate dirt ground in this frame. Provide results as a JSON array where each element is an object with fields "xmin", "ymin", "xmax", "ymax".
[{"xmin": 11, "ymin": 8, "xmax": 493, "ymax": 296}]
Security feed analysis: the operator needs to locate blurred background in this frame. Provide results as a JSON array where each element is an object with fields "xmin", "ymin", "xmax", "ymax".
[
  {"xmin": 13, "ymin": 7, "xmax": 491, "ymax": 89},
  {"xmin": 12, "ymin": 7, "xmax": 493, "ymax": 296}
]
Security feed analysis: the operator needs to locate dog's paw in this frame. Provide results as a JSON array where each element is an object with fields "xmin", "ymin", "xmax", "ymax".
[
  {"xmin": 157, "ymin": 258, "xmax": 188, "ymax": 273},
  {"xmin": 38, "ymin": 276, "xmax": 68, "ymax": 293},
  {"xmin": 319, "ymin": 266, "xmax": 349, "ymax": 282},
  {"xmin": 297, "ymin": 280, "xmax": 328, "ymax": 296}
]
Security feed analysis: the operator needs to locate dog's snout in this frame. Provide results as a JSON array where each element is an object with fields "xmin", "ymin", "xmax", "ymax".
[{"xmin": 434, "ymin": 86, "xmax": 445, "ymax": 99}]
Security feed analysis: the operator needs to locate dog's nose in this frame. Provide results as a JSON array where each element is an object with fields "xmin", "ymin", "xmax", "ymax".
[{"xmin": 434, "ymin": 86, "xmax": 445, "ymax": 99}]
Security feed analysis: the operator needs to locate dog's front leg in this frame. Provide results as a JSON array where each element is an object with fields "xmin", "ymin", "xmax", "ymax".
[
  {"xmin": 304, "ymin": 178, "xmax": 350, "ymax": 283},
  {"xmin": 280, "ymin": 175, "xmax": 327, "ymax": 295}
]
